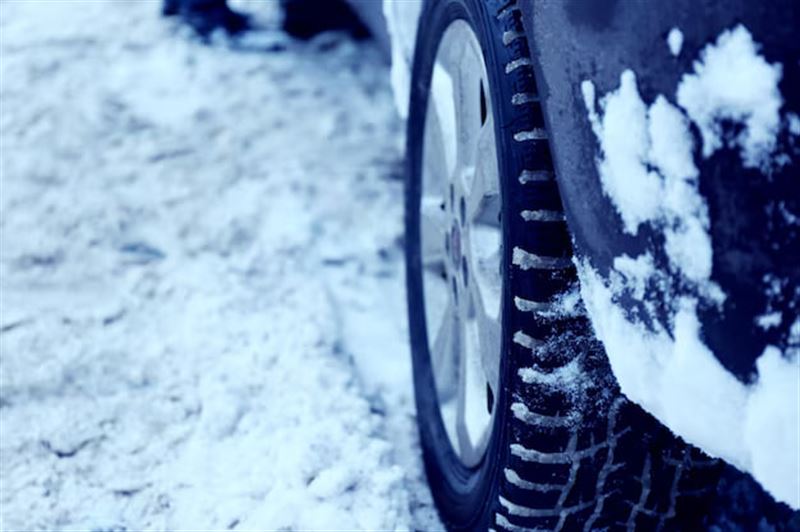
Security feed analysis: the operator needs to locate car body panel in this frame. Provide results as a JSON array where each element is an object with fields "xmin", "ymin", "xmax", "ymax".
[
  {"xmin": 518, "ymin": 0, "xmax": 800, "ymax": 383},
  {"xmin": 515, "ymin": 0, "xmax": 799, "ymax": 508}
]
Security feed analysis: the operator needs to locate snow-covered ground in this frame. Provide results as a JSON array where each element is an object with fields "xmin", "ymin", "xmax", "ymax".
[{"xmin": 0, "ymin": 1, "xmax": 442, "ymax": 529}]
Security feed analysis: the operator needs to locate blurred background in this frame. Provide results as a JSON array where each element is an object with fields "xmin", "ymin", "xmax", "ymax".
[
  {"xmin": 0, "ymin": 0, "xmax": 441, "ymax": 529},
  {"xmin": 2, "ymin": 1, "xmax": 797, "ymax": 531}
]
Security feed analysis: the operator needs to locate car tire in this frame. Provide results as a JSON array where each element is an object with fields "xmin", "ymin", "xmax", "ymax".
[{"xmin": 404, "ymin": 0, "xmax": 722, "ymax": 530}]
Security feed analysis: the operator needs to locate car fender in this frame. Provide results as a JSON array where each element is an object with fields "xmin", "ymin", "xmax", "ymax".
[{"xmin": 518, "ymin": 0, "xmax": 799, "ymax": 509}]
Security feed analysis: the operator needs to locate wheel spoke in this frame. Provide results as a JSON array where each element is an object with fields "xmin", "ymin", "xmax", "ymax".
[
  {"xmin": 456, "ymin": 316, "xmax": 492, "ymax": 463},
  {"xmin": 420, "ymin": 196, "xmax": 447, "ymax": 268},
  {"xmin": 469, "ymin": 278, "xmax": 502, "ymax": 397},
  {"xmin": 469, "ymin": 225, "xmax": 503, "ymax": 314},
  {"xmin": 466, "ymin": 114, "xmax": 501, "ymax": 227},
  {"xmin": 426, "ymin": 63, "xmax": 457, "ymax": 184},
  {"xmin": 455, "ymin": 321, "xmax": 473, "ymax": 461},
  {"xmin": 433, "ymin": 27, "xmax": 464, "ymax": 86},
  {"xmin": 430, "ymin": 301, "xmax": 459, "ymax": 403},
  {"xmin": 453, "ymin": 41, "xmax": 485, "ymax": 180}
]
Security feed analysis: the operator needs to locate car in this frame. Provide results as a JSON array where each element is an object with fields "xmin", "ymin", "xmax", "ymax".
[{"xmin": 284, "ymin": 0, "xmax": 800, "ymax": 529}]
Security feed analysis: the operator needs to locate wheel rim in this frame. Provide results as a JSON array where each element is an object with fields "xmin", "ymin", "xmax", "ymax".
[{"xmin": 420, "ymin": 19, "xmax": 502, "ymax": 468}]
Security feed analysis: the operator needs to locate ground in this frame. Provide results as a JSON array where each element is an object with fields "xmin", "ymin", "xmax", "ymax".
[{"xmin": 0, "ymin": 1, "xmax": 442, "ymax": 529}]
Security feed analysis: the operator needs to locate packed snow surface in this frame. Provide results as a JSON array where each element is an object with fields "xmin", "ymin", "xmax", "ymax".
[
  {"xmin": 579, "ymin": 25, "xmax": 799, "ymax": 509},
  {"xmin": 0, "ymin": 1, "xmax": 442, "ymax": 529}
]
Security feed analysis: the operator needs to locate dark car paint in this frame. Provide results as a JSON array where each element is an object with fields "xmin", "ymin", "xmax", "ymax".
[
  {"xmin": 342, "ymin": 0, "xmax": 800, "ymax": 383},
  {"xmin": 517, "ymin": 0, "xmax": 800, "ymax": 383}
]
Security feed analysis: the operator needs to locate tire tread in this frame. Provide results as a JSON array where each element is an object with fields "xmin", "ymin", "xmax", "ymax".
[{"xmin": 487, "ymin": 1, "xmax": 722, "ymax": 530}]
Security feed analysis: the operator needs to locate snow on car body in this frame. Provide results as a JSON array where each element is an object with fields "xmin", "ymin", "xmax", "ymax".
[{"xmin": 346, "ymin": 0, "xmax": 800, "ymax": 512}]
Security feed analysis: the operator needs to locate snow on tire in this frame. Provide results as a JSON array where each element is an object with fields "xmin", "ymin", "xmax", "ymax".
[{"xmin": 404, "ymin": 0, "xmax": 722, "ymax": 529}]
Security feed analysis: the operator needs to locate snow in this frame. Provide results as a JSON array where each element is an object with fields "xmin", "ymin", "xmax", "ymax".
[
  {"xmin": 578, "ymin": 262, "xmax": 800, "ymax": 509},
  {"xmin": 518, "ymin": 359, "xmax": 581, "ymax": 387},
  {"xmin": 647, "ymin": 95, "xmax": 697, "ymax": 186},
  {"xmin": 648, "ymin": 97, "xmax": 714, "ymax": 285},
  {"xmin": 0, "ymin": 0, "xmax": 442, "ymax": 529},
  {"xmin": 676, "ymin": 25, "xmax": 784, "ymax": 169},
  {"xmin": 779, "ymin": 201, "xmax": 800, "ymax": 226},
  {"xmin": 513, "ymin": 330, "xmax": 538, "ymax": 349},
  {"xmin": 744, "ymin": 346, "xmax": 800, "ymax": 509},
  {"xmin": 383, "ymin": 0, "xmax": 423, "ymax": 120},
  {"xmin": 667, "ymin": 28, "xmax": 684, "ymax": 57},
  {"xmin": 582, "ymin": 72, "xmax": 717, "ymax": 292},
  {"xmin": 756, "ymin": 311, "xmax": 783, "ymax": 330},
  {"xmin": 578, "ymin": 24, "xmax": 800, "ymax": 509},
  {"xmin": 512, "ymin": 246, "xmax": 570, "ymax": 270},
  {"xmin": 611, "ymin": 253, "xmax": 655, "ymax": 301},
  {"xmin": 790, "ymin": 113, "xmax": 800, "ymax": 136},
  {"xmin": 582, "ymin": 72, "xmax": 662, "ymax": 235}
]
